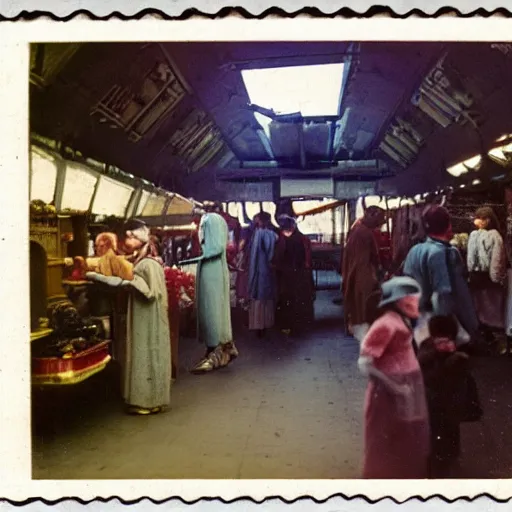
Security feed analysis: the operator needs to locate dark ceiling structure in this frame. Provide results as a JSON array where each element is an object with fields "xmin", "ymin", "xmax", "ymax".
[{"xmin": 29, "ymin": 41, "xmax": 512, "ymax": 201}]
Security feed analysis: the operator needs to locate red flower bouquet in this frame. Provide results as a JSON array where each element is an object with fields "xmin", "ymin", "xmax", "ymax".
[{"xmin": 164, "ymin": 266, "xmax": 196, "ymax": 311}]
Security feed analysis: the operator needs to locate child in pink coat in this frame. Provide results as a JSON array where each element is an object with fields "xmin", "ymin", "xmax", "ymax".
[{"xmin": 359, "ymin": 276, "xmax": 430, "ymax": 479}]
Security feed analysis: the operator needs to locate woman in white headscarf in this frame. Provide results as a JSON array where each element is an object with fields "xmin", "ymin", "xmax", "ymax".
[{"xmin": 87, "ymin": 219, "xmax": 171, "ymax": 415}]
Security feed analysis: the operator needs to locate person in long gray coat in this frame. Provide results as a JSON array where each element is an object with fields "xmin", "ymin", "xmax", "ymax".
[
  {"xmin": 180, "ymin": 212, "xmax": 238, "ymax": 374},
  {"xmin": 87, "ymin": 219, "xmax": 171, "ymax": 415},
  {"xmin": 248, "ymin": 212, "xmax": 278, "ymax": 337}
]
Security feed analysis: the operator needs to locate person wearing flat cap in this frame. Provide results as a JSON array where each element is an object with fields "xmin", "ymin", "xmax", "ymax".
[
  {"xmin": 358, "ymin": 276, "xmax": 430, "ymax": 479},
  {"xmin": 86, "ymin": 219, "xmax": 171, "ymax": 415}
]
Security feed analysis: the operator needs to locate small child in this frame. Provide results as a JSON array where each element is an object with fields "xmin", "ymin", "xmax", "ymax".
[
  {"xmin": 417, "ymin": 315, "xmax": 470, "ymax": 477},
  {"xmin": 358, "ymin": 276, "xmax": 430, "ymax": 479}
]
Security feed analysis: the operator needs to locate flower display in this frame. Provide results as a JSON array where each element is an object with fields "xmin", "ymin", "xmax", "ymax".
[{"xmin": 164, "ymin": 266, "xmax": 196, "ymax": 310}]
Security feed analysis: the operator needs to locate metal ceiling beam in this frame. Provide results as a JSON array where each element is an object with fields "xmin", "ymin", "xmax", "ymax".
[
  {"xmin": 215, "ymin": 159, "xmax": 392, "ymax": 181},
  {"xmin": 139, "ymin": 214, "xmax": 195, "ymax": 227},
  {"xmin": 371, "ymin": 44, "xmax": 448, "ymax": 158}
]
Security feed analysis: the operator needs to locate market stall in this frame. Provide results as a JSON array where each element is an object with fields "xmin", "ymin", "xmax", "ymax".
[
  {"xmin": 29, "ymin": 140, "xmax": 204, "ymax": 386},
  {"xmin": 29, "ymin": 202, "xmax": 111, "ymax": 385},
  {"xmin": 293, "ymin": 199, "xmax": 346, "ymax": 289}
]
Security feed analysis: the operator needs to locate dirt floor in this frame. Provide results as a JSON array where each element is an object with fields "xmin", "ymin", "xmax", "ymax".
[{"xmin": 32, "ymin": 288, "xmax": 512, "ymax": 479}]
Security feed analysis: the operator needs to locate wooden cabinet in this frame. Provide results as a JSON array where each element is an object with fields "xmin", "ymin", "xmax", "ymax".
[{"xmin": 30, "ymin": 211, "xmax": 112, "ymax": 386}]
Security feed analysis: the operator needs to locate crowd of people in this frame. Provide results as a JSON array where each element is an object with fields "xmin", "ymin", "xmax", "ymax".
[
  {"xmin": 82, "ymin": 205, "xmax": 316, "ymax": 416},
  {"xmin": 344, "ymin": 202, "xmax": 508, "ymax": 478},
  {"xmin": 235, "ymin": 211, "xmax": 315, "ymax": 338},
  {"xmin": 78, "ymin": 196, "xmax": 506, "ymax": 478}
]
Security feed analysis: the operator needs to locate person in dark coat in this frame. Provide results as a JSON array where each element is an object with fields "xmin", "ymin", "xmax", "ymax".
[
  {"xmin": 417, "ymin": 314, "xmax": 470, "ymax": 477},
  {"xmin": 273, "ymin": 215, "xmax": 315, "ymax": 336}
]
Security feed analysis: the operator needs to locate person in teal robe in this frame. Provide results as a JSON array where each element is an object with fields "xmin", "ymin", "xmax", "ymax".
[{"xmin": 180, "ymin": 212, "xmax": 238, "ymax": 373}]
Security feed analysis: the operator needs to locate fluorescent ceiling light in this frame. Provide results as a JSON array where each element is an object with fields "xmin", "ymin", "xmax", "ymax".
[
  {"xmin": 142, "ymin": 193, "xmax": 167, "ymax": 217},
  {"xmin": 61, "ymin": 163, "xmax": 98, "ymax": 211},
  {"xmin": 136, "ymin": 190, "xmax": 151, "ymax": 216},
  {"xmin": 92, "ymin": 176, "xmax": 134, "ymax": 217},
  {"xmin": 464, "ymin": 155, "xmax": 481, "ymax": 168},
  {"xmin": 446, "ymin": 155, "xmax": 481, "ymax": 177},
  {"xmin": 489, "ymin": 142, "xmax": 512, "ymax": 162},
  {"xmin": 30, "ymin": 150, "xmax": 58, "ymax": 204},
  {"xmin": 242, "ymin": 63, "xmax": 345, "ymax": 129}
]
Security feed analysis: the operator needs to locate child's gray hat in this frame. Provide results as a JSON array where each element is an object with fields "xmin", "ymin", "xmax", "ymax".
[{"xmin": 378, "ymin": 276, "xmax": 422, "ymax": 308}]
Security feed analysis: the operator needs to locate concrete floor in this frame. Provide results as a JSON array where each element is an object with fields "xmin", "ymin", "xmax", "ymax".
[{"xmin": 32, "ymin": 288, "xmax": 512, "ymax": 479}]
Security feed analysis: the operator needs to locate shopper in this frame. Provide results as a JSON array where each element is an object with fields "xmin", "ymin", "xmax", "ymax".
[
  {"xmin": 94, "ymin": 232, "xmax": 133, "ymax": 280},
  {"xmin": 467, "ymin": 206, "xmax": 507, "ymax": 352},
  {"xmin": 342, "ymin": 206, "xmax": 386, "ymax": 341},
  {"xmin": 247, "ymin": 212, "xmax": 278, "ymax": 337},
  {"xmin": 273, "ymin": 214, "xmax": 315, "ymax": 337},
  {"xmin": 358, "ymin": 276, "xmax": 430, "ymax": 479},
  {"xmin": 179, "ymin": 212, "xmax": 238, "ymax": 373},
  {"xmin": 86, "ymin": 219, "xmax": 172, "ymax": 415},
  {"xmin": 403, "ymin": 205, "xmax": 479, "ymax": 350}
]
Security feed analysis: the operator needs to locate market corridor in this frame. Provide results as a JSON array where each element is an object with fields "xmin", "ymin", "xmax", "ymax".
[{"xmin": 32, "ymin": 290, "xmax": 512, "ymax": 480}]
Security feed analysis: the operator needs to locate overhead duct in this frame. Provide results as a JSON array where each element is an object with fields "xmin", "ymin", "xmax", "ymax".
[
  {"xmin": 334, "ymin": 181, "xmax": 377, "ymax": 199},
  {"xmin": 217, "ymin": 160, "xmax": 389, "ymax": 182},
  {"xmin": 333, "ymin": 159, "xmax": 384, "ymax": 172},
  {"xmin": 281, "ymin": 178, "xmax": 334, "ymax": 198},
  {"xmin": 238, "ymin": 159, "xmax": 384, "ymax": 170}
]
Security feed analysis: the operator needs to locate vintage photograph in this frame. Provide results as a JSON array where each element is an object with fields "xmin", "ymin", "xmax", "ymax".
[{"xmin": 27, "ymin": 38, "xmax": 512, "ymax": 481}]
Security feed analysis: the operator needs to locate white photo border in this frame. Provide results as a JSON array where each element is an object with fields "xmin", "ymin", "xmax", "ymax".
[{"xmin": 1, "ymin": 16, "xmax": 512, "ymax": 504}]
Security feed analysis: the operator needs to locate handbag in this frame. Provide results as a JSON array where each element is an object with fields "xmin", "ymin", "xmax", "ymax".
[{"xmin": 468, "ymin": 270, "xmax": 493, "ymax": 289}]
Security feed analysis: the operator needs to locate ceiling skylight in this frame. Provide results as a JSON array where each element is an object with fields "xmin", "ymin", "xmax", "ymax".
[{"xmin": 242, "ymin": 63, "xmax": 345, "ymax": 133}]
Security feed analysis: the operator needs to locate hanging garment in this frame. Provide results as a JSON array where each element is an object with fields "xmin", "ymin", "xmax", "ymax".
[{"xmin": 467, "ymin": 229, "xmax": 507, "ymax": 328}]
